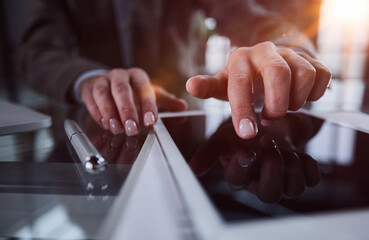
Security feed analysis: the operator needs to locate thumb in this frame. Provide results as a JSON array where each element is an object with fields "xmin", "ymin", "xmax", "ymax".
[
  {"xmin": 186, "ymin": 74, "xmax": 228, "ymax": 101},
  {"xmin": 154, "ymin": 86, "xmax": 187, "ymax": 112}
]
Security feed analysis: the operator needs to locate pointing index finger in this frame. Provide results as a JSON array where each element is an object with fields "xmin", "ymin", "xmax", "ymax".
[{"xmin": 226, "ymin": 48, "xmax": 258, "ymax": 139}]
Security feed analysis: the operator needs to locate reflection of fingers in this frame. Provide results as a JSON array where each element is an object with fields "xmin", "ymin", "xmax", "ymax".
[
  {"xmin": 89, "ymin": 131, "xmax": 106, "ymax": 151},
  {"xmin": 258, "ymin": 136, "xmax": 283, "ymax": 203},
  {"xmin": 129, "ymin": 68, "xmax": 158, "ymax": 127},
  {"xmin": 116, "ymin": 140, "xmax": 139, "ymax": 164},
  {"xmin": 226, "ymin": 49, "xmax": 258, "ymax": 139},
  {"xmin": 186, "ymin": 74, "xmax": 228, "ymax": 100},
  {"xmin": 277, "ymin": 48, "xmax": 316, "ymax": 111},
  {"xmin": 125, "ymin": 136, "xmax": 140, "ymax": 150},
  {"xmin": 224, "ymin": 150, "xmax": 256, "ymax": 189},
  {"xmin": 282, "ymin": 151, "xmax": 305, "ymax": 197},
  {"xmin": 298, "ymin": 152, "xmax": 321, "ymax": 187},
  {"xmin": 298, "ymin": 53, "xmax": 332, "ymax": 101},
  {"xmin": 92, "ymin": 77, "xmax": 121, "ymax": 132},
  {"xmin": 115, "ymin": 148, "xmax": 129, "ymax": 164},
  {"xmin": 99, "ymin": 134, "xmax": 116, "ymax": 163},
  {"xmin": 108, "ymin": 69, "xmax": 139, "ymax": 136},
  {"xmin": 154, "ymin": 85, "xmax": 187, "ymax": 112}
]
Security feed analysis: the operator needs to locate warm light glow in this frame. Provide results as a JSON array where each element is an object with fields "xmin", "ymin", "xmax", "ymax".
[{"xmin": 335, "ymin": 0, "xmax": 369, "ymax": 22}]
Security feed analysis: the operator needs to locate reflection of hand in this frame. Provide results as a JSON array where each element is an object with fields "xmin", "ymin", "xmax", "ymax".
[
  {"xmin": 186, "ymin": 42, "xmax": 331, "ymax": 139},
  {"xmin": 82, "ymin": 115, "xmax": 144, "ymax": 164},
  {"xmin": 221, "ymin": 136, "xmax": 320, "ymax": 203},
  {"xmin": 80, "ymin": 68, "xmax": 187, "ymax": 136},
  {"xmin": 189, "ymin": 117, "xmax": 320, "ymax": 203}
]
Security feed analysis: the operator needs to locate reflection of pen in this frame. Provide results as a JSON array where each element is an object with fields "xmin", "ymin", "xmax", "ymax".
[{"xmin": 64, "ymin": 119, "xmax": 107, "ymax": 172}]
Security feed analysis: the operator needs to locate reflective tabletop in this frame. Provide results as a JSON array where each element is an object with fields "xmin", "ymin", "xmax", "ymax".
[
  {"xmin": 162, "ymin": 111, "xmax": 369, "ymax": 223},
  {"xmin": 0, "ymin": 101, "xmax": 150, "ymax": 239}
]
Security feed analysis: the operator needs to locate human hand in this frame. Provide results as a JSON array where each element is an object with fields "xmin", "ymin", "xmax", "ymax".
[
  {"xmin": 186, "ymin": 41, "xmax": 332, "ymax": 139},
  {"xmin": 80, "ymin": 68, "xmax": 187, "ymax": 136}
]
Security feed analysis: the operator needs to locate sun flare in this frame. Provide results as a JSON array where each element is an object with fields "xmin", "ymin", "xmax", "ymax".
[{"xmin": 335, "ymin": 0, "xmax": 369, "ymax": 22}]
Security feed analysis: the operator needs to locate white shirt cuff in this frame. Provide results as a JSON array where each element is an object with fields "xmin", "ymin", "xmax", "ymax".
[{"xmin": 73, "ymin": 69, "xmax": 110, "ymax": 104}]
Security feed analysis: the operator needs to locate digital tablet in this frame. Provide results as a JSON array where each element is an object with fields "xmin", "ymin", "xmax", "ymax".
[
  {"xmin": 0, "ymin": 125, "xmax": 155, "ymax": 239},
  {"xmin": 155, "ymin": 110, "xmax": 369, "ymax": 240}
]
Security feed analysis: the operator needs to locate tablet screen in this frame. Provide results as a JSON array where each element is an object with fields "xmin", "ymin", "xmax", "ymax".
[
  {"xmin": 0, "ymin": 115, "xmax": 150, "ymax": 239},
  {"xmin": 162, "ymin": 112, "xmax": 369, "ymax": 223},
  {"xmin": 0, "ymin": 127, "xmax": 149, "ymax": 196}
]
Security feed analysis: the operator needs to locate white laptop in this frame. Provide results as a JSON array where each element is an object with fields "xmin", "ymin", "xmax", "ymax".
[{"xmin": 0, "ymin": 100, "xmax": 51, "ymax": 135}]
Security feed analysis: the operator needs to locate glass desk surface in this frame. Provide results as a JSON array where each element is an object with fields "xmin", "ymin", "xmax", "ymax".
[
  {"xmin": 162, "ymin": 111, "xmax": 369, "ymax": 223},
  {"xmin": 0, "ymin": 105, "xmax": 149, "ymax": 240}
]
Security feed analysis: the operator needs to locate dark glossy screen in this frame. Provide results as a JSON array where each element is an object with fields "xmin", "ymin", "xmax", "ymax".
[
  {"xmin": 0, "ymin": 125, "xmax": 149, "ymax": 196},
  {"xmin": 162, "ymin": 112, "xmax": 369, "ymax": 223},
  {"xmin": 0, "ymin": 111, "xmax": 149, "ymax": 239}
]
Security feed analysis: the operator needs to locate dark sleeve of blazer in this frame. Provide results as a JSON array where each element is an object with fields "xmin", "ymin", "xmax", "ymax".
[
  {"xmin": 199, "ymin": 0, "xmax": 315, "ymax": 53},
  {"xmin": 17, "ymin": 0, "xmax": 121, "ymax": 103}
]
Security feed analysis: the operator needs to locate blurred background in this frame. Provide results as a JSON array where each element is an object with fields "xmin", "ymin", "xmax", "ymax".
[{"xmin": 2, "ymin": 0, "xmax": 369, "ymax": 112}]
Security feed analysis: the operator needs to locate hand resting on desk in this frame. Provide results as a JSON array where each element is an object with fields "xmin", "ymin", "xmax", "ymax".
[{"xmin": 80, "ymin": 68, "xmax": 187, "ymax": 136}]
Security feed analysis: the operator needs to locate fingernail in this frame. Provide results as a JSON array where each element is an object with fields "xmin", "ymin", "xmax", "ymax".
[
  {"xmin": 125, "ymin": 119, "xmax": 138, "ymax": 136},
  {"xmin": 261, "ymin": 119, "xmax": 274, "ymax": 127},
  {"xmin": 109, "ymin": 118, "xmax": 124, "ymax": 134},
  {"xmin": 101, "ymin": 118, "xmax": 109, "ymax": 130},
  {"xmin": 238, "ymin": 153, "xmax": 256, "ymax": 168},
  {"xmin": 239, "ymin": 118, "xmax": 257, "ymax": 138},
  {"xmin": 144, "ymin": 112, "xmax": 156, "ymax": 126}
]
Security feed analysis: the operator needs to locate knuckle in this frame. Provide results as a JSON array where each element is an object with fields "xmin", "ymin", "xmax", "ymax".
[
  {"xmin": 297, "ymin": 51, "xmax": 310, "ymax": 59},
  {"xmin": 117, "ymin": 106, "xmax": 135, "ymax": 117},
  {"xmin": 257, "ymin": 41, "xmax": 275, "ymax": 50},
  {"xmin": 264, "ymin": 63, "xmax": 291, "ymax": 80},
  {"xmin": 296, "ymin": 66, "xmax": 316, "ymax": 82},
  {"xmin": 108, "ymin": 68, "xmax": 127, "ymax": 78},
  {"xmin": 134, "ymin": 81, "xmax": 150, "ymax": 90},
  {"xmin": 278, "ymin": 47, "xmax": 295, "ymax": 55},
  {"xmin": 232, "ymin": 73, "xmax": 249, "ymax": 84},
  {"xmin": 112, "ymin": 81, "xmax": 129, "ymax": 93},
  {"xmin": 128, "ymin": 67, "xmax": 145, "ymax": 76},
  {"xmin": 93, "ymin": 83, "xmax": 109, "ymax": 97},
  {"xmin": 230, "ymin": 47, "xmax": 250, "ymax": 58}
]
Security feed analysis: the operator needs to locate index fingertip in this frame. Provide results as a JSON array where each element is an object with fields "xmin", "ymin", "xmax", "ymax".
[{"xmin": 238, "ymin": 118, "xmax": 258, "ymax": 139}]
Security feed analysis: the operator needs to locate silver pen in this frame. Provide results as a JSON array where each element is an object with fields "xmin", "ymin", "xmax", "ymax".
[{"xmin": 64, "ymin": 119, "xmax": 107, "ymax": 172}]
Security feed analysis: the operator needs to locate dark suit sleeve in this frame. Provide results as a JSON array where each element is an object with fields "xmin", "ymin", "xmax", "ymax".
[
  {"xmin": 17, "ymin": 0, "xmax": 109, "ymax": 103},
  {"xmin": 199, "ymin": 0, "xmax": 316, "ymax": 55}
]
